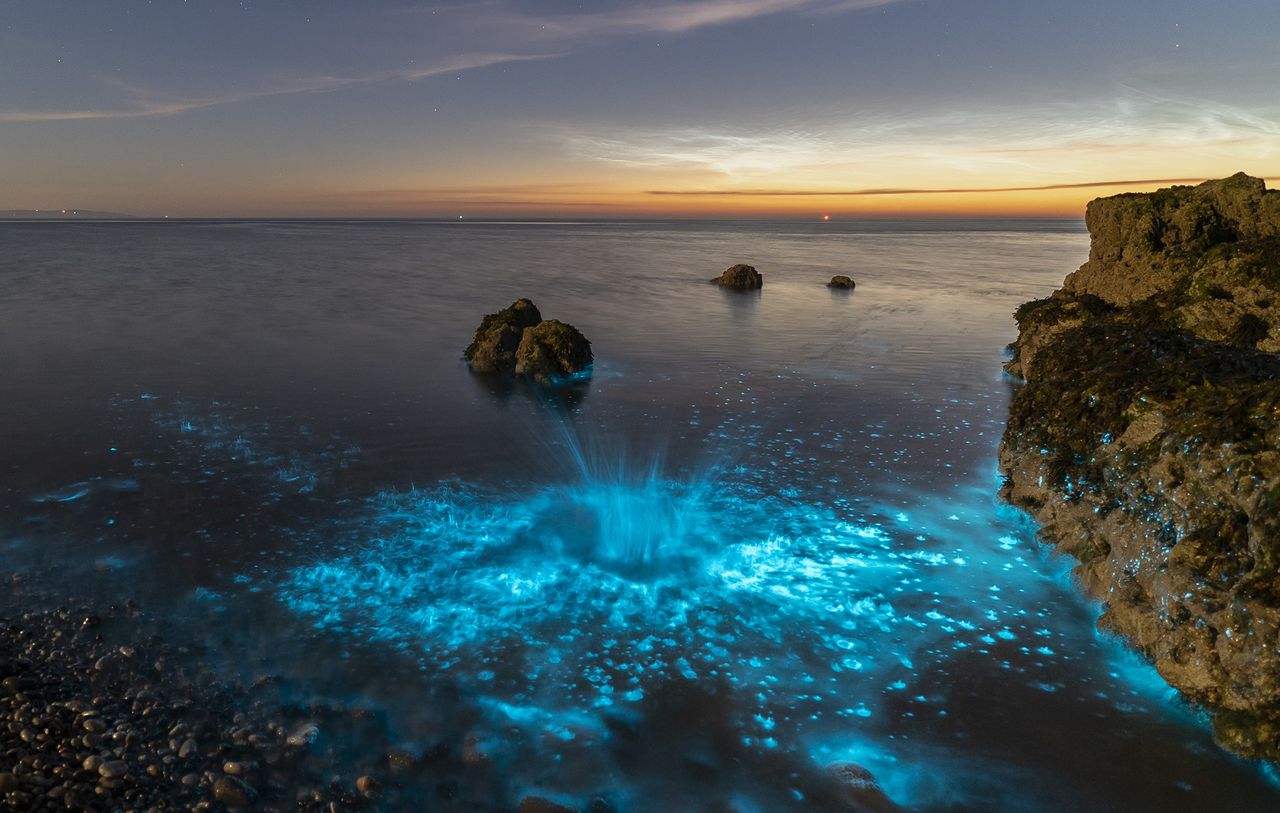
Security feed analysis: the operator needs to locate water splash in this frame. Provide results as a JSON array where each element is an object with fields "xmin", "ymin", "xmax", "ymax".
[{"xmin": 277, "ymin": 409, "xmax": 1099, "ymax": 807}]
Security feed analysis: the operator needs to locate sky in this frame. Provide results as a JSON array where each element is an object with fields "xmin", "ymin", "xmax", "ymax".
[{"xmin": 1, "ymin": 0, "xmax": 1278, "ymax": 218}]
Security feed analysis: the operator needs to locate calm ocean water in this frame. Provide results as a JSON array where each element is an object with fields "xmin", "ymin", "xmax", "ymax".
[{"xmin": 2, "ymin": 220, "xmax": 1277, "ymax": 811}]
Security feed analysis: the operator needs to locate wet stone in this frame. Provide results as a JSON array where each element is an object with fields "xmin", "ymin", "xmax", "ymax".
[
  {"xmin": 213, "ymin": 775, "xmax": 256, "ymax": 807},
  {"xmin": 286, "ymin": 722, "xmax": 319, "ymax": 747},
  {"xmin": 98, "ymin": 759, "xmax": 129, "ymax": 779},
  {"xmin": 520, "ymin": 796, "xmax": 582, "ymax": 813}
]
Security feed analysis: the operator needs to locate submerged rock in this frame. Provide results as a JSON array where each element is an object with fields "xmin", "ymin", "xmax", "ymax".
[
  {"xmin": 515, "ymin": 319, "xmax": 594, "ymax": 383},
  {"xmin": 827, "ymin": 275, "xmax": 856, "ymax": 289},
  {"xmin": 212, "ymin": 775, "xmax": 256, "ymax": 807},
  {"xmin": 711, "ymin": 263, "xmax": 763, "ymax": 290},
  {"xmin": 827, "ymin": 762, "xmax": 899, "ymax": 812},
  {"xmin": 518, "ymin": 797, "xmax": 581, "ymax": 813},
  {"xmin": 463, "ymin": 298, "xmax": 544, "ymax": 373},
  {"xmin": 1001, "ymin": 173, "xmax": 1280, "ymax": 760}
]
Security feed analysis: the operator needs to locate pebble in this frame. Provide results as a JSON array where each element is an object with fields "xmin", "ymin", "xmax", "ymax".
[
  {"xmin": 356, "ymin": 774, "xmax": 380, "ymax": 796},
  {"xmin": 223, "ymin": 760, "xmax": 256, "ymax": 776},
  {"xmin": 98, "ymin": 759, "xmax": 129, "ymax": 779},
  {"xmin": 0, "ymin": 602, "xmax": 399, "ymax": 812},
  {"xmin": 213, "ymin": 775, "xmax": 256, "ymax": 807},
  {"xmin": 286, "ymin": 722, "xmax": 319, "ymax": 747}
]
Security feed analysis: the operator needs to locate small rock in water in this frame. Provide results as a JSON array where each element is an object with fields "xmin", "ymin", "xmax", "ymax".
[
  {"xmin": 827, "ymin": 762, "xmax": 898, "ymax": 812},
  {"xmin": 0, "ymin": 772, "xmax": 18, "ymax": 793},
  {"xmin": 223, "ymin": 760, "xmax": 256, "ymax": 776},
  {"xmin": 286, "ymin": 722, "xmax": 319, "ymax": 747},
  {"xmin": 711, "ymin": 263, "xmax": 763, "ymax": 290},
  {"xmin": 514, "ymin": 319, "xmax": 593, "ymax": 383},
  {"xmin": 387, "ymin": 748, "xmax": 417, "ymax": 772},
  {"xmin": 462, "ymin": 731, "xmax": 491, "ymax": 766},
  {"xmin": 356, "ymin": 775, "xmax": 380, "ymax": 796},
  {"xmin": 828, "ymin": 274, "xmax": 856, "ymax": 289},
  {"xmin": 213, "ymin": 775, "xmax": 256, "ymax": 807},
  {"xmin": 463, "ymin": 298, "xmax": 544, "ymax": 373},
  {"xmin": 519, "ymin": 796, "xmax": 582, "ymax": 813},
  {"xmin": 178, "ymin": 737, "xmax": 198, "ymax": 758}
]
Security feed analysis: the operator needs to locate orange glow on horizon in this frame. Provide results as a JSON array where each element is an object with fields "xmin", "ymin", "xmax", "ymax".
[{"xmin": 279, "ymin": 176, "xmax": 1278, "ymax": 221}]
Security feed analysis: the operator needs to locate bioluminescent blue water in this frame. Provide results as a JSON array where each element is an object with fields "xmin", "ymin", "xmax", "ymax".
[
  {"xmin": 3, "ymin": 220, "xmax": 1279, "ymax": 811},
  {"xmin": 268, "ymin": 406, "xmax": 1138, "ymax": 809}
]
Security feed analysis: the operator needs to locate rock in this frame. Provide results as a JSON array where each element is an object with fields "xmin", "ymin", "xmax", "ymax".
[
  {"xmin": 356, "ymin": 775, "xmax": 380, "ymax": 796},
  {"xmin": 827, "ymin": 762, "xmax": 898, "ymax": 811},
  {"xmin": 0, "ymin": 772, "xmax": 17, "ymax": 793},
  {"xmin": 519, "ymin": 796, "xmax": 581, "ymax": 813},
  {"xmin": 463, "ymin": 298, "xmax": 544, "ymax": 373},
  {"xmin": 386, "ymin": 748, "xmax": 417, "ymax": 772},
  {"xmin": 213, "ymin": 775, "xmax": 256, "ymax": 807},
  {"xmin": 827, "ymin": 275, "xmax": 856, "ymax": 289},
  {"xmin": 1001, "ymin": 174, "xmax": 1280, "ymax": 760},
  {"xmin": 222, "ymin": 760, "xmax": 256, "ymax": 776},
  {"xmin": 97, "ymin": 759, "xmax": 129, "ymax": 779},
  {"xmin": 178, "ymin": 737, "xmax": 198, "ymax": 758},
  {"xmin": 514, "ymin": 319, "xmax": 594, "ymax": 383},
  {"xmin": 1064, "ymin": 172, "xmax": 1280, "ymax": 308},
  {"xmin": 711, "ymin": 263, "xmax": 763, "ymax": 290},
  {"xmin": 285, "ymin": 722, "xmax": 319, "ymax": 747}
]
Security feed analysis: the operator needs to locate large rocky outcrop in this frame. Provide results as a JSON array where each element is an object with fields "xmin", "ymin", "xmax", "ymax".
[{"xmin": 1001, "ymin": 174, "xmax": 1280, "ymax": 760}]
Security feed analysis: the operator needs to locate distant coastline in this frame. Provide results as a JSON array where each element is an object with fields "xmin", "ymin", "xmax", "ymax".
[{"xmin": 0, "ymin": 209, "xmax": 141, "ymax": 220}]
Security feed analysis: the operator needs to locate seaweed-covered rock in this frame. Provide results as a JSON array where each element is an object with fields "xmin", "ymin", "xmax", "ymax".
[
  {"xmin": 827, "ymin": 275, "xmax": 856, "ymax": 290},
  {"xmin": 463, "ymin": 298, "xmax": 543, "ymax": 373},
  {"xmin": 711, "ymin": 264, "xmax": 763, "ymax": 290},
  {"xmin": 1001, "ymin": 174, "xmax": 1280, "ymax": 760},
  {"xmin": 515, "ymin": 320, "xmax": 593, "ymax": 383}
]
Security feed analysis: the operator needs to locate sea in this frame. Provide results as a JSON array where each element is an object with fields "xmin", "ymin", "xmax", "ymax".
[{"xmin": 2, "ymin": 219, "xmax": 1277, "ymax": 811}]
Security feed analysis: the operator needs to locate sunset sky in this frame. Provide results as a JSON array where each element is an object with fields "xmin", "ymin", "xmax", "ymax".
[{"xmin": 2, "ymin": 0, "xmax": 1277, "ymax": 218}]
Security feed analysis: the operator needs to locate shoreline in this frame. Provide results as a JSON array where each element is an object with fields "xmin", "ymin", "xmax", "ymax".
[{"xmin": 0, "ymin": 576, "xmax": 389, "ymax": 812}]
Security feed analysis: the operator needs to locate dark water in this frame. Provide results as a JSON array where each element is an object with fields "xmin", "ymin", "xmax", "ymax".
[{"xmin": 1, "ymin": 220, "xmax": 1276, "ymax": 812}]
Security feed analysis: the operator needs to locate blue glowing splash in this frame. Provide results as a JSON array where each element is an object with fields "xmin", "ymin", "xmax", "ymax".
[{"xmin": 277, "ymin": 416, "xmax": 1097, "ymax": 807}]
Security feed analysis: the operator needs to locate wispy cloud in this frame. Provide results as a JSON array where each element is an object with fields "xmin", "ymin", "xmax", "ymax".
[
  {"xmin": 489, "ymin": 0, "xmax": 904, "ymax": 38},
  {"xmin": 0, "ymin": 52, "xmax": 554, "ymax": 122},
  {"xmin": 559, "ymin": 92, "xmax": 1280, "ymax": 188},
  {"xmin": 0, "ymin": 0, "xmax": 910, "ymax": 123}
]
